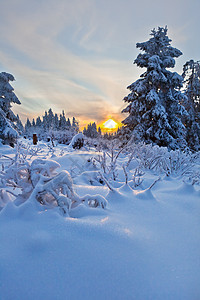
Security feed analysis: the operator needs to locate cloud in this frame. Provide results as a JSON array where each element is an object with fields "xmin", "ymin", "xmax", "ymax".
[
  {"xmin": 1, "ymin": 0, "xmax": 198, "ymax": 126},
  {"xmin": 0, "ymin": 44, "xmax": 129, "ymax": 124},
  {"xmin": 0, "ymin": 4, "xmax": 135, "ymax": 125}
]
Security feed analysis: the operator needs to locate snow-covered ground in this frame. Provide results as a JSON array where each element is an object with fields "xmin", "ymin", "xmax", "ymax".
[{"xmin": 0, "ymin": 140, "xmax": 200, "ymax": 300}]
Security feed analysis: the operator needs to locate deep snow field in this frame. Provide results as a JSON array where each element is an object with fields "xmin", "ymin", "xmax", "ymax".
[{"xmin": 0, "ymin": 139, "xmax": 200, "ymax": 300}]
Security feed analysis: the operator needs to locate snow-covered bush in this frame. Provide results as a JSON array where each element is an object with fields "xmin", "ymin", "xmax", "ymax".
[
  {"xmin": 90, "ymin": 139, "xmax": 128, "ymax": 182},
  {"xmin": 131, "ymin": 167, "xmax": 144, "ymax": 189},
  {"xmin": 126, "ymin": 142, "xmax": 200, "ymax": 182},
  {"xmin": 29, "ymin": 158, "xmax": 107, "ymax": 212},
  {"xmin": 0, "ymin": 144, "xmax": 107, "ymax": 214},
  {"xmin": 27, "ymin": 159, "xmax": 77, "ymax": 214},
  {"xmin": 69, "ymin": 133, "xmax": 84, "ymax": 149},
  {"xmin": 1, "ymin": 137, "xmax": 200, "ymax": 219}
]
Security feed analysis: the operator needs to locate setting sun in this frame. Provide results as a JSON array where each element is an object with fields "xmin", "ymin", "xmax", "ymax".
[{"xmin": 101, "ymin": 118, "xmax": 120, "ymax": 132}]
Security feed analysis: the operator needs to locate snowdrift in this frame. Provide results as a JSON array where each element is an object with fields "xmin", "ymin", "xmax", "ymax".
[{"xmin": 0, "ymin": 141, "xmax": 200, "ymax": 300}]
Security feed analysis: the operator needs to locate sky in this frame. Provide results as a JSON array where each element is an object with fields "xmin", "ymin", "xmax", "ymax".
[{"xmin": 0, "ymin": 0, "xmax": 200, "ymax": 128}]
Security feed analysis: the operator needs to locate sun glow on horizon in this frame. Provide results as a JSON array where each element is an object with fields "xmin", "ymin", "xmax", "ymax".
[{"xmin": 101, "ymin": 118, "xmax": 120, "ymax": 132}]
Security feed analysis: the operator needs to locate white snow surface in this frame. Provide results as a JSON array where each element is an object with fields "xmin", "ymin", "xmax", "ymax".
[{"xmin": 0, "ymin": 141, "xmax": 200, "ymax": 300}]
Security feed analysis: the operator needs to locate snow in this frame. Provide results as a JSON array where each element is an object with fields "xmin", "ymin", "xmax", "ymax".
[
  {"xmin": 0, "ymin": 141, "xmax": 200, "ymax": 300},
  {"xmin": 68, "ymin": 132, "xmax": 84, "ymax": 149}
]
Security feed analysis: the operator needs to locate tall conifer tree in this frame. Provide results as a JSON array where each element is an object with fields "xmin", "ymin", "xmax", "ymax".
[{"xmin": 122, "ymin": 26, "xmax": 188, "ymax": 150}]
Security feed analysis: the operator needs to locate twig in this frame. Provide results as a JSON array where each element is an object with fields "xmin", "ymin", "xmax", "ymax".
[
  {"xmin": 122, "ymin": 165, "xmax": 128, "ymax": 184},
  {"xmin": 0, "ymin": 154, "xmax": 14, "ymax": 161},
  {"xmin": 114, "ymin": 144, "xmax": 127, "ymax": 165},
  {"xmin": 5, "ymin": 190, "xmax": 18, "ymax": 197},
  {"xmin": 98, "ymin": 172, "xmax": 114, "ymax": 191},
  {"xmin": 149, "ymin": 177, "xmax": 161, "ymax": 190}
]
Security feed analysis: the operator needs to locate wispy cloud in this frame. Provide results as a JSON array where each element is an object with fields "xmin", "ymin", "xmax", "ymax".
[{"xmin": 0, "ymin": 0, "xmax": 199, "ymax": 125}]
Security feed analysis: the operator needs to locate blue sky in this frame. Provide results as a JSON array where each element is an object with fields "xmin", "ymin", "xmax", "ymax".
[{"xmin": 0, "ymin": 0, "xmax": 199, "ymax": 127}]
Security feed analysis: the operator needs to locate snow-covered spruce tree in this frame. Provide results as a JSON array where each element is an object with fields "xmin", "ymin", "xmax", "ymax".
[
  {"xmin": 83, "ymin": 122, "xmax": 98, "ymax": 138},
  {"xmin": 122, "ymin": 26, "xmax": 188, "ymax": 150},
  {"xmin": 66, "ymin": 117, "xmax": 71, "ymax": 129},
  {"xmin": 24, "ymin": 118, "xmax": 32, "ymax": 137},
  {"xmin": 98, "ymin": 126, "xmax": 102, "ymax": 136},
  {"xmin": 72, "ymin": 116, "xmax": 79, "ymax": 133},
  {"xmin": 32, "ymin": 118, "xmax": 36, "ymax": 127},
  {"xmin": 16, "ymin": 114, "xmax": 24, "ymax": 135},
  {"xmin": 0, "ymin": 72, "xmax": 21, "ymax": 146},
  {"xmin": 59, "ymin": 110, "xmax": 67, "ymax": 130},
  {"xmin": 54, "ymin": 113, "xmax": 59, "ymax": 130},
  {"xmin": 182, "ymin": 60, "xmax": 200, "ymax": 151},
  {"xmin": 182, "ymin": 60, "xmax": 200, "ymax": 113},
  {"xmin": 36, "ymin": 116, "xmax": 42, "ymax": 127},
  {"xmin": 47, "ymin": 108, "xmax": 55, "ymax": 129}
]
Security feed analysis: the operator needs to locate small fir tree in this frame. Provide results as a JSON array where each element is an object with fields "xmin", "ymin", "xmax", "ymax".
[
  {"xmin": 66, "ymin": 118, "xmax": 71, "ymax": 128},
  {"xmin": 25, "ymin": 118, "xmax": 32, "ymax": 136},
  {"xmin": 54, "ymin": 113, "xmax": 59, "ymax": 130},
  {"xmin": 59, "ymin": 110, "xmax": 67, "ymax": 130},
  {"xmin": 47, "ymin": 108, "xmax": 55, "ymax": 129},
  {"xmin": 122, "ymin": 26, "xmax": 188, "ymax": 150},
  {"xmin": 16, "ymin": 114, "xmax": 24, "ymax": 135},
  {"xmin": 182, "ymin": 60, "xmax": 200, "ymax": 113},
  {"xmin": 72, "ymin": 117, "xmax": 79, "ymax": 132},
  {"xmin": 0, "ymin": 72, "xmax": 21, "ymax": 145},
  {"xmin": 36, "ymin": 116, "xmax": 42, "ymax": 127},
  {"xmin": 181, "ymin": 60, "xmax": 200, "ymax": 150},
  {"xmin": 43, "ymin": 111, "xmax": 48, "ymax": 131},
  {"xmin": 98, "ymin": 127, "xmax": 102, "ymax": 136},
  {"xmin": 32, "ymin": 118, "xmax": 36, "ymax": 127}
]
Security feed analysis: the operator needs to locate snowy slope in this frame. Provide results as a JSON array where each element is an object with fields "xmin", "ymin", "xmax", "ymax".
[{"xmin": 0, "ymin": 142, "xmax": 200, "ymax": 300}]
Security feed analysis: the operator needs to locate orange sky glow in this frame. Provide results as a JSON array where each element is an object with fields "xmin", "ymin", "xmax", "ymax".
[
  {"xmin": 80, "ymin": 117, "xmax": 121, "ymax": 133},
  {"xmin": 99, "ymin": 118, "xmax": 121, "ymax": 133}
]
